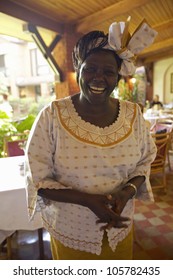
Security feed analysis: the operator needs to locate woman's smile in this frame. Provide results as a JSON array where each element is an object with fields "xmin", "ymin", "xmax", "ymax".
[{"xmin": 88, "ymin": 86, "xmax": 106, "ymax": 95}]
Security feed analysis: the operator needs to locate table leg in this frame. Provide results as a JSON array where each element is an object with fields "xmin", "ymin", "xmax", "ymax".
[{"xmin": 38, "ymin": 228, "xmax": 44, "ymax": 259}]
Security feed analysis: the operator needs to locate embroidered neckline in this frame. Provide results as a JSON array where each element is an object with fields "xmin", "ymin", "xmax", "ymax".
[{"xmin": 55, "ymin": 96, "xmax": 136, "ymax": 147}]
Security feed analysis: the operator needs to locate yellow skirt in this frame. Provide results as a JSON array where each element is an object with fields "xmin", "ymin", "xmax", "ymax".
[{"xmin": 50, "ymin": 230, "xmax": 133, "ymax": 260}]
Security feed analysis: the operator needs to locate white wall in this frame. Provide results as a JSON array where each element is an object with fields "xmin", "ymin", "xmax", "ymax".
[{"xmin": 154, "ymin": 57, "xmax": 173, "ymax": 105}]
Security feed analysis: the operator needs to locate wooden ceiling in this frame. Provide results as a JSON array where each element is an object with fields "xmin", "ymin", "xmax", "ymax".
[{"xmin": 0, "ymin": 0, "xmax": 173, "ymax": 65}]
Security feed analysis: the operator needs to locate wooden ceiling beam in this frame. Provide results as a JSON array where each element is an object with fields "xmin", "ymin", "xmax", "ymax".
[
  {"xmin": 138, "ymin": 37, "xmax": 173, "ymax": 63},
  {"xmin": 153, "ymin": 19, "xmax": 173, "ymax": 32},
  {"xmin": 141, "ymin": 49, "xmax": 173, "ymax": 64},
  {"xmin": 139, "ymin": 38, "xmax": 173, "ymax": 56},
  {"xmin": 76, "ymin": 0, "xmax": 151, "ymax": 33},
  {"xmin": 0, "ymin": 0, "xmax": 64, "ymax": 34}
]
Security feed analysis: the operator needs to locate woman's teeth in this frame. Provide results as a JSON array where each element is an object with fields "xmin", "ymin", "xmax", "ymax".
[{"xmin": 89, "ymin": 86, "xmax": 105, "ymax": 94}]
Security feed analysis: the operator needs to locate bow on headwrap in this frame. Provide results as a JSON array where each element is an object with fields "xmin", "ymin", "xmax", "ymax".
[
  {"xmin": 72, "ymin": 17, "xmax": 158, "ymax": 80},
  {"xmin": 108, "ymin": 16, "xmax": 158, "ymax": 76}
]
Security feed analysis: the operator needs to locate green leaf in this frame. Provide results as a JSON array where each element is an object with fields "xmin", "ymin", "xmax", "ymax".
[
  {"xmin": 0, "ymin": 110, "xmax": 10, "ymax": 119},
  {"xmin": 15, "ymin": 114, "xmax": 36, "ymax": 132}
]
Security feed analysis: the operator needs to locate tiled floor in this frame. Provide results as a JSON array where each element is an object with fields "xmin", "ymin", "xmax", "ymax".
[
  {"xmin": 1, "ymin": 163, "xmax": 173, "ymax": 260},
  {"xmin": 133, "ymin": 167, "xmax": 173, "ymax": 260}
]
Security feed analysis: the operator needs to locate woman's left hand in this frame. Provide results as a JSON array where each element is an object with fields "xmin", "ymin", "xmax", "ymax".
[{"xmin": 97, "ymin": 189, "xmax": 131, "ymax": 230}]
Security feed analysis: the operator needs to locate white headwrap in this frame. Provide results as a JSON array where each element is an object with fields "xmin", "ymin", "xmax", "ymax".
[
  {"xmin": 72, "ymin": 17, "xmax": 158, "ymax": 79},
  {"xmin": 108, "ymin": 16, "xmax": 158, "ymax": 76}
]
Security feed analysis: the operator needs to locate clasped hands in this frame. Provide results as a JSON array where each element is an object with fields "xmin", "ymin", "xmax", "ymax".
[{"xmin": 88, "ymin": 191, "xmax": 130, "ymax": 231}]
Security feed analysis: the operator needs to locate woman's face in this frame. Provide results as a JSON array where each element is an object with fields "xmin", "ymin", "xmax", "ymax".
[{"xmin": 78, "ymin": 50, "xmax": 119, "ymax": 105}]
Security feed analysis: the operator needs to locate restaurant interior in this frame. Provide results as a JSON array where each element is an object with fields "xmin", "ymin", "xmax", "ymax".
[{"xmin": 0, "ymin": 0, "xmax": 173, "ymax": 260}]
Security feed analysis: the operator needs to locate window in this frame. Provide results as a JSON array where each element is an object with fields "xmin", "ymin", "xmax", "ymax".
[{"xmin": 30, "ymin": 49, "xmax": 51, "ymax": 76}]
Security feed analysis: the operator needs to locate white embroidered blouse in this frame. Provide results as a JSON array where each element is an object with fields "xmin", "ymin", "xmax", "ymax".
[{"xmin": 25, "ymin": 96, "xmax": 157, "ymax": 255}]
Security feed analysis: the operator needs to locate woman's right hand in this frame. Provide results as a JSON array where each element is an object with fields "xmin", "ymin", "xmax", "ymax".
[{"xmin": 84, "ymin": 193, "xmax": 130, "ymax": 230}]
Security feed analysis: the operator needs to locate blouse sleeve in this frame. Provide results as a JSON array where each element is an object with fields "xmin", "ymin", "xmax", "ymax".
[
  {"xmin": 127, "ymin": 104, "xmax": 157, "ymax": 201},
  {"xmin": 25, "ymin": 103, "xmax": 72, "ymax": 220}
]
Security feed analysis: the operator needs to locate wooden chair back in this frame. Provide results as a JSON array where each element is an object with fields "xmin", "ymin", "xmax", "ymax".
[
  {"xmin": 151, "ymin": 132, "xmax": 170, "ymax": 167},
  {"xmin": 150, "ymin": 132, "xmax": 171, "ymax": 191},
  {"xmin": 3, "ymin": 133, "xmax": 27, "ymax": 157}
]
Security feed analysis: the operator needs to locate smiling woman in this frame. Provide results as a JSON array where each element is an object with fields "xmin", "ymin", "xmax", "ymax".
[
  {"xmin": 25, "ymin": 18, "xmax": 157, "ymax": 260},
  {"xmin": 72, "ymin": 49, "xmax": 120, "ymax": 127}
]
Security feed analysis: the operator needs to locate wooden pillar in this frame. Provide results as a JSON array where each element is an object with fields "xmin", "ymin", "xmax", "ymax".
[{"xmin": 53, "ymin": 26, "xmax": 81, "ymax": 99}]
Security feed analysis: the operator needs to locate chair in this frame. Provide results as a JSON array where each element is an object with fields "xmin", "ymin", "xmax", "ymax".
[
  {"xmin": 167, "ymin": 129, "xmax": 173, "ymax": 171},
  {"xmin": 3, "ymin": 133, "xmax": 27, "ymax": 157},
  {"xmin": 0, "ymin": 236, "xmax": 13, "ymax": 260},
  {"xmin": 154, "ymin": 121, "xmax": 173, "ymax": 171},
  {"xmin": 150, "ymin": 132, "xmax": 171, "ymax": 191}
]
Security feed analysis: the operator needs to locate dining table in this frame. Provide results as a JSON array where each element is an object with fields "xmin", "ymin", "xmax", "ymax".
[{"xmin": 0, "ymin": 155, "xmax": 44, "ymax": 259}]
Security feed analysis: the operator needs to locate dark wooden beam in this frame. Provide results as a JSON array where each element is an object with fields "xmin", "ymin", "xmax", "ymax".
[{"xmin": 24, "ymin": 23, "xmax": 63, "ymax": 81}]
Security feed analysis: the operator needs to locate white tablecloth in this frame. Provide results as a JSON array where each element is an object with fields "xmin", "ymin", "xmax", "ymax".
[{"xmin": 0, "ymin": 156, "xmax": 43, "ymax": 243}]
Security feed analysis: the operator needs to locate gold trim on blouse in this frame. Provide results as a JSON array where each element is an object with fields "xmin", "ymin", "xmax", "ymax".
[{"xmin": 56, "ymin": 97, "xmax": 136, "ymax": 148}]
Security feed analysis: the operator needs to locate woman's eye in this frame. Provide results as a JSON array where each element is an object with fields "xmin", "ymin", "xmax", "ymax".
[
  {"xmin": 104, "ymin": 70, "xmax": 115, "ymax": 76},
  {"xmin": 84, "ymin": 67, "xmax": 96, "ymax": 73}
]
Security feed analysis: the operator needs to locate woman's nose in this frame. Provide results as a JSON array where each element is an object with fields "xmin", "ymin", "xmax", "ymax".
[{"xmin": 94, "ymin": 69, "xmax": 104, "ymax": 80}]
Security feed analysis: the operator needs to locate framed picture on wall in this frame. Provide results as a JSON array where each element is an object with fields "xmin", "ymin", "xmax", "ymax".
[{"xmin": 171, "ymin": 73, "xmax": 173, "ymax": 93}]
